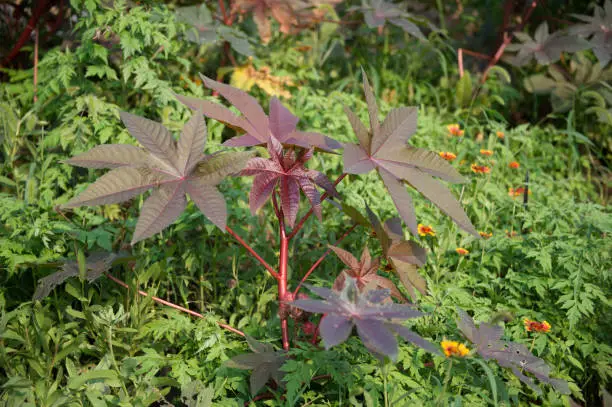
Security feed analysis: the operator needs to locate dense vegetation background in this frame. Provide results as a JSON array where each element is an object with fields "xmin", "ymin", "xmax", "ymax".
[{"xmin": 0, "ymin": 0, "xmax": 610, "ymax": 406}]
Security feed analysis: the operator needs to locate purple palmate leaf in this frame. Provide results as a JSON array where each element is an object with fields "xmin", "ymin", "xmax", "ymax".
[
  {"xmin": 290, "ymin": 279, "xmax": 438, "ymax": 361},
  {"xmin": 225, "ymin": 335, "xmax": 287, "ymax": 396},
  {"xmin": 33, "ymin": 253, "xmax": 116, "ymax": 301},
  {"xmin": 506, "ymin": 22, "xmax": 590, "ymax": 67},
  {"xmin": 319, "ymin": 314, "xmax": 354, "ymax": 348},
  {"xmin": 175, "ymin": 75, "xmax": 342, "ymax": 152},
  {"xmin": 240, "ymin": 135, "xmax": 338, "ymax": 227},
  {"xmin": 330, "ymin": 245, "xmax": 404, "ymax": 301},
  {"xmin": 569, "ymin": 0, "xmax": 612, "ymax": 66},
  {"xmin": 350, "ymin": 0, "xmax": 427, "ymax": 39},
  {"xmin": 61, "ymin": 112, "xmax": 253, "ymax": 244},
  {"xmin": 343, "ymin": 69, "xmax": 478, "ymax": 238},
  {"xmin": 457, "ymin": 308, "xmax": 570, "ymax": 395}
]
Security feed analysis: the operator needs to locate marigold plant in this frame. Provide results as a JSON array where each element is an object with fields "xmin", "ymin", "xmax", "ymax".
[
  {"xmin": 439, "ymin": 151, "xmax": 457, "ymax": 161},
  {"xmin": 441, "ymin": 340, "xmax": 470, "ymax": 357},
  {"xmin": 524, "ymin": 318, "xmax": 551, "ymax": 333},
  {"xmin": 471, "ymin": 164, "xmax": 491, "ymax": 174},
  {"xmin": 417, "ymin": 224, "xmax": 435, "ymax": 236},
  {"xmin": 447, "ymin": 123, "xmax": 464, "ymax": 136}
]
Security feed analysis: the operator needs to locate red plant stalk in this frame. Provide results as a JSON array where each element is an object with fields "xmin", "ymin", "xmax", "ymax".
[
  {"xmin": 273, "ymin": 193, "xmax": 291, "ymax": 351},
  {"xmin": 226, "ymin": 225, "xmax": 279, "ymax": 279},
  {"xmin": 104, "ymin": 272, "xmax": 245, "ymax": 337},
  {"xmin": 480, "ymin": 0, "xmax": 538, "ymax": 84},
  {"xmin": 1, "ymin": 0, "xmax": 51, "ymax": 66},
  {"xmin": 279, "ymin": 227, "xmax": 290, "ymax": 350},
  {"xmin": 218, "ymin": 0, "xmax": 229, "ymax": 24},
  {"xmin": 458, "ymin": 48, "xmax": 464, "ymax": 78}
]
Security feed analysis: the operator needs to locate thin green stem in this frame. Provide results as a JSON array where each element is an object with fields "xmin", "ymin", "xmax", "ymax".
[
  {"xmin": 436, "ymin": 0, "xmax": 447, "ymax": 32},
  {"xmin": 383, "ymin": 362, "xmax": 389, "ymax": 407},
  {"xmin": 437, "ymin": 358, "xmax": 454, "ymax": 406},
  {"xmin": 108, "ymin": 326, "xmax": 129, "ymax": 396}
]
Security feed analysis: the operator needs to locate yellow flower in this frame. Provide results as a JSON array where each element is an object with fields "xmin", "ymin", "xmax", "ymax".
[
  {"xmin": 456, "ymin": 247, "xmax": 469, "ymax": 255},
  {"xmin": 441, "ymin": 340, "xmax": 470, "ymax": 357},
  {"xmin": 524, "ymin": 318, "xmax": 551, "ymax": 333},
  {"xmin": 496, "ymin": 131, "xmax": 505, "ymax": 139},
  {"xmin": 447, "ymin": 123, "xmax": 464, "ymax": 137},
  {"xmin": 480, "ymin": 149, "xmax": 494, "ymax": 156},
  {"xmin": 418, "ymin": 224, "xmax": 436, "ymax": 237},
  {"xmin": 231, "ymin": 62, "xmax": 294, "ymax": 98},
  {"xmin": 439, "ymin": 151, "xmax": 457, "ymax": 161},
  {"xmin": 479, "ymin": 231, "xmax": 492, "ymax": 239}
]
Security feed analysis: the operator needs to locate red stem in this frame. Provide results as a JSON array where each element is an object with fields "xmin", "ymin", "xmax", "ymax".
[
  {"xmin": 480, "ymin": 0, "xmax": 538, "ymax": 84},
  {"xmin": 461, "ymin": 49, "xmax": 492, "ymax": 60},
  {"xmin": 42, "ymin": 0, "xmax": 65, "ymax": 42},
  {"xmin": 1, "ymin": 0, "xmax": 51, "ymax": 67},
  {"xmin": 276, "ymin": 196, "xmax": 290, "ymax": 351},
  {"xmin": 226, "ymin": 226, "xmax": 279, "ymax": 280},
  {"xmin": 287, "ymin": 173, "xmax": 347, "ymax": 240},
  {"xmin": 218, "ymin": 0, "xmax": 229, "ymax": 24},
  {"xmin": 292, "ymin": 224, "xmax": 357, "ymax": 297},
  {"xmin": 458, "ymin": 48, "xmax": 493, "ymax": 78},
  {"xmin": 104, "ymin": 272, "xmax": 244, "ymax": 337}
]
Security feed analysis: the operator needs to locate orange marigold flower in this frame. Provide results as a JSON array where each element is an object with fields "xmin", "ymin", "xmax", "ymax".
[
  {"xmin": 418, "ymin": 224, "xmax": 436, "ymax": 237},
  {"xmin": 456, "ymin": 247, "xmax": 469, "ymax": 255},
  {"xmin": 505, "ymin": 230, "xmax": 519, "ymax": 238},
  {"xmin": 441, "ymin": 340, "xmax": 469, "ymax": 357},
  {"xmin": 479, "ymin": 231, "xmax": 493, "ymax": 239},
  {"xmin": 480, "ymin": 149, "xmax": 494, "ymax": 156},
  {"xmin": 439, "ymin": 151, "xmax": 457, "ymax": 161},
  {"xmin": 447, "ymin": 123, "xmax": 464, "ymax": 137},
  {"xmin": 471, "ymin": 164, "xmax": 491, "ymax": 174},
  {"xmin": 524, "ymin": 318, "xmax": 551, "ymax": 333},
  {"xmin": 508, "ymin": 187, "xmax": 532, "ymax": 198},
  {"xmin": 496, "ymin": 131, "xmax": 505, "ymax": 139},
  {"xmin": 509, "ymin": 161, "xmax": 520, "ymax": 169}
]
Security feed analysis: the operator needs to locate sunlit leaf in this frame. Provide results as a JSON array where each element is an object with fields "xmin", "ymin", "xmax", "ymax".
[
  {"xmin": 61, "ymin": 112, "xmax": 251, "ymax": 244},
  {"xmin": 343, "ymin": 70, "xmax": 477, "ymax": 237}
]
